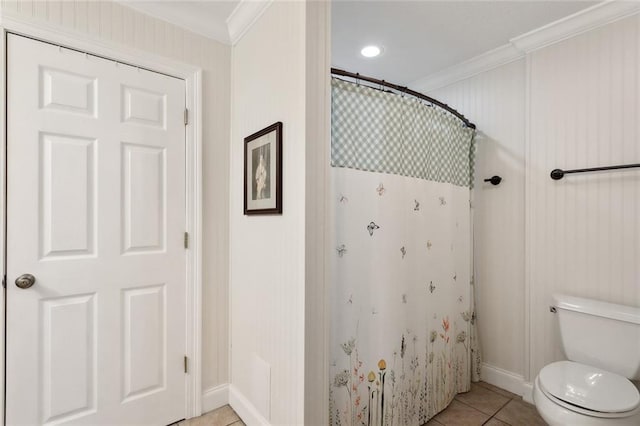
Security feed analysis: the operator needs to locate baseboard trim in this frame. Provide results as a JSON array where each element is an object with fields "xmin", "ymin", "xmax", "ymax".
[
  {"xmin": 201, "ymin": 384, "xmax": 230, "ymax": 414},
  {"xmin": 481, "ymin": 363, "xmax": 534, "ymax": 403},
  {"xmin": 522, "ymin": 381, "xmax": 534, "ymax": 404},
  {"xmin": 229, "ymin": 384, "xmax": 271, "ymax": 426}
]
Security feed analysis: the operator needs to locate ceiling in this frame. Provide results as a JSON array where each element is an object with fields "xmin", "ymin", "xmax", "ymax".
[
  {"xmin": 332, "ymin": 1, "xmax": 598, "ymax": 85},
  {"xmin": 120, "ymin": 0, "xmax": 240, "ymax": 44},
  {"xmin": 121, "ymin": 1, "xmax": 597, "ymax": 81}
]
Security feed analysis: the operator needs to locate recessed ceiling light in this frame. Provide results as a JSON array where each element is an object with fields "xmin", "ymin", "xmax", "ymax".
[{"xmin": 361, "ymin": 45, "xmax": 381, "ymax": 58}]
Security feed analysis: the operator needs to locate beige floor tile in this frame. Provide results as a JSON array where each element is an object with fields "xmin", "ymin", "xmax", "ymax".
[
  {"xmin": 495, "ymin": 399, "xmax": 548, "ymax": 426},
  {"xmin": 424, "ymin": 418, "xmax": 444, "ymax": 425},
  {"xmin": 484, "ymin": 418, "xmax": 510, "ymax": 426},
  {"xmin": 183, "ymin": 405, "xmax": 241, "ymax": 426},
  {"xmin": 434, "ymin": 400, "xmax": 490, "ymax": 426},
  {"xmin": 454, "ymin": 383, "xmax": 510, "ymax": 416},
  {"xmin": 476, "ymin": 381, "xmax": 519, "ymax": 400}
]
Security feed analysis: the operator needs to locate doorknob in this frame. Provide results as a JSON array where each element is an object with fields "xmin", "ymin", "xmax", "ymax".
[{"xmin": 15, "ymin": 274, "xmax": 36, "ymax": 289}]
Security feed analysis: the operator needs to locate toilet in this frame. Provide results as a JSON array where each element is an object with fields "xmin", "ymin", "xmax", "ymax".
[{"xmin": 533, "ymin": 294, "xmax": 640, "ymax": 425}]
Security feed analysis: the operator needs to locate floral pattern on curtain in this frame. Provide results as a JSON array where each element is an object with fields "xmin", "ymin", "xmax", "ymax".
[{"xmin": 330, "ymin": 78, "xmax": 480, "ymax": 426}]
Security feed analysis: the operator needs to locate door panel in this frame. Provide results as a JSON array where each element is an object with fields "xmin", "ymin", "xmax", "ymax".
[
  {"xmin": 41, "ymin": 133, "xmax": 97, "ymax": 258},
  {"xmin": 121, "ymin": 143, "xmax": 166, "ymax": 253},
  {"xmin": 40, "ymin": 67, "xmax": 98, "ymax": 116},
  {"xmin": 42, "ymin": 294, "xmax": 97, "ymax": 423},
  {"xmin": 122, "ymin": 284, "xmax": 166, "ymax": 402},
  {"xmin": 6, "ymin": 34, "xmax": 186, "ymax": 426},
  {"xmin": 121, "ymin": 86, "xmax": 166, "ymax": 128}
]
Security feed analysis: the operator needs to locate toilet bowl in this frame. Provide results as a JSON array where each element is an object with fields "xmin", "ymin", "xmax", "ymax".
[
  {"xmin": 533, "ymin": 295, "xmax": 640, "ymax": 426},
  {"xmin": 533, "ymin": 361, "xmax": 640, "ymax": 425}
]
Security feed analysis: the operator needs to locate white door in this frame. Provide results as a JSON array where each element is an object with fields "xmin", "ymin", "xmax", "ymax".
[{"xmin": 6, "ymin": 34, "xmax": 187, "ymax": 425}]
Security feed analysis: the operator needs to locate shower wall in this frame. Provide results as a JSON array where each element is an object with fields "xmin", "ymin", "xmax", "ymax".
[
  {"xmin": 430, "ymin": 60, "xmax": 527, "ymax": 385},
  {"xmin": 425, "ymin": 12, "xmax": 640, "ymax": 396}
]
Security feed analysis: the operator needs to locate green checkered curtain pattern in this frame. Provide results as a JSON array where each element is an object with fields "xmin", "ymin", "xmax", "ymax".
[{"xmin": 331, "ymin": 78, "xmax": 476, "ymax": 187}]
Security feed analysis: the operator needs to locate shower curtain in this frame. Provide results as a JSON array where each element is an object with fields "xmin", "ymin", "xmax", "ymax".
[{"xmin": 329, "ymin": 78, "xmax": 480, "ymax": 426}]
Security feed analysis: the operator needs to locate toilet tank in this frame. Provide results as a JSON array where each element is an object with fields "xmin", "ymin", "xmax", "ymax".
[{"xmin": 554, "ymin": 294, "xmax": 640, "ymax": 380}]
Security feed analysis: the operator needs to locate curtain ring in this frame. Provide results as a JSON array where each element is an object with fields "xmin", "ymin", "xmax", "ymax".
[{"xmin": 356, "ymin": 73, "xmax": 360, "ymax": 86}]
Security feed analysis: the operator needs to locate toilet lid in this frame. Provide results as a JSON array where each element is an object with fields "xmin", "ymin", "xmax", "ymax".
[{"xmin": 539, "ymin": 361, "xmax": 640, "ymax": 413}]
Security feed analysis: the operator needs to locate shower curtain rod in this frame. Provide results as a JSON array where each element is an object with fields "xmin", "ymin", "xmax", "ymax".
[{"xmin": 331, "ymin": 68, "xmax": 476, "ymax": 129}]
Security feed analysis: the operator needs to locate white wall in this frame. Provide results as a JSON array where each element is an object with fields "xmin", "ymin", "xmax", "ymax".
[
  {"xmin": 1, "ymin": 2, "xmax": 332, "ymax": 422},
  {"xmin": 430, "ymin": 60, "xmax": 527, "ymax": 381},
  {"xmin": 527, "ymin": 13, "xmax": 640, "ymax": 380},
  {"xmin": 229, "ymin": 2, "xmax": 307, "ymax": 424},
  {"xmin": 304, "ymin": 1, "xmax": 331, "ymax": 424},
  {"xmin": 422, "ymin": 12, "xmax": 640, "ymax": 392},
  {"xmin": 0, "ymin": 0, "xmax": 231, "ymax": 395}
]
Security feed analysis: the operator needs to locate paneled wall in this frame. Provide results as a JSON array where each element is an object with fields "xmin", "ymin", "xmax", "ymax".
[
  {"xmin": 527, "ymin": 14, "xmax": 640, "ymax": 379},
  {"xmin": 424, "ymin": 13, "xmax": 640, "ymax": 390},
  {"xmin": 0, "ymin": 0, "xmax": 231, "ymax": 393},
  {"xmin": 229, "ymin": 2, "xmax": 307, "ymax": 423},
  {"xmin": 430, "ymin": 60, "xmax": 527, "ymax": 380}
]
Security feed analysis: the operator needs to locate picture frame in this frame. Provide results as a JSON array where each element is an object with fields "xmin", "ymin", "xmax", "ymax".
[{"xmin": 244, "ymin": 122, "xmax": 283, "ymax": 215}]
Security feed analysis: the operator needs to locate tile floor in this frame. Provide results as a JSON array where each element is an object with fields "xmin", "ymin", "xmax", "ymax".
[
  {"xmin": 184, "ymin": 381, "xmax": 546, "ymax": 426},
  {"xmin": 178, "ymin": 405, "xmax": 245, "ymax": 426},
  {"xmin": 427, "ymin": 382, "xmax": 548, "ymax": 426}
]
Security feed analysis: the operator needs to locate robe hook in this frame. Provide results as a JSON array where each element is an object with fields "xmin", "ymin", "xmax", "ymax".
[{"xmin": 483, "ymin": 176, "xmax": 502, "ymax": 186}]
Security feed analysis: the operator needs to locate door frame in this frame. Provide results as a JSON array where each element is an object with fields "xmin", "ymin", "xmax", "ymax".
[{"xmin": 0, "ymin": 14, "xmax": 204, "ymax": 422}]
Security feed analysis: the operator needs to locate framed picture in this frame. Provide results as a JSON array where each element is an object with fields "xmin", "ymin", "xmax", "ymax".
[{"xmin": 244, "ymin": 122, "xmax": 283, "ymax": 215}]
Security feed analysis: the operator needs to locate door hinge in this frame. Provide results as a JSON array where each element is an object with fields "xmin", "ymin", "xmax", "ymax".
[
  {"xmin": 184, "ymin": 109, "xmax": 189, "ymax": 126},
  {"xmin": 184, "ymin": 232, "xmax": 189, "ymax": 249},
  {"xmin": 2, "ymin": 274, "xmax": 5, "ymax": 289},
  {"xmin": 184, "ymin": 355, "xmax": 188, "ymax": 374}
]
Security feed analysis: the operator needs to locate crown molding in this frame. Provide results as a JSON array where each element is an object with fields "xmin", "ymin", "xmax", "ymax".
[
  {"xmin": 411, "ymin": 0, "xmax": 640, "ymax": 93},
  {"xmin": 227, "ymin": 0, "xmax": 274, "ymax": 46},
  {"xmin": 511, "ymin": 0, "xmax": 640, "ymax": 52},
  {"xmin": 117, "ymin": 1, "xmax": 232, "ymax": 45},
  {"xmin": 411, "ymin": 43, "xmax": 524, "ymax": 93}
]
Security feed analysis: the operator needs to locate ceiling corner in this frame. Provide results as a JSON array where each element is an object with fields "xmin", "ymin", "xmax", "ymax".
[
  {"xmin": 410, "ymin": 0, "xmax": 640, "ymax": 93},
  {"xmin": 410, "ymin": 44, "xmax": 524, "ymax": 93},
  {"xmin": 510, "ymin": 0, "xmax": 640, "ymax": 52},
  {"xmin": 226, "ymin": 0, "xmax": 273, "ymax": 45}
]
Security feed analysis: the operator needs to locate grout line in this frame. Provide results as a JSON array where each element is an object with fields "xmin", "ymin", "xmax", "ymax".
[
  {"xmin": 484, "ymin": 397, "xmax": 514, "ymax": 425},
  {"xmin": 431, "ymin": 399, "xmax": 488, "ymax": 425},
  {"xmin": 476, "ymin": 381, "xmax": 519, "ymax": 400},
  {"xmin": 428, "ymin": 382, "xmax": 543, "ymax": 426},
  {"xmin": 454, "ymin": 397, "xmax": 493, "ymax": 416},
  {"xmin": 452, "ymin": 382, "xmax": 545, "ymax": 426},
  {"xmin": 458, "ymin": 382, "xmax": 516, "ymax": 426}
]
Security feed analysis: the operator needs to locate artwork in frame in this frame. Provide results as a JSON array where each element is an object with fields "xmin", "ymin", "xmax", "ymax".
[{"xmin": 244, "ymin": 122, "xmax": 283, "ymax": 215}]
